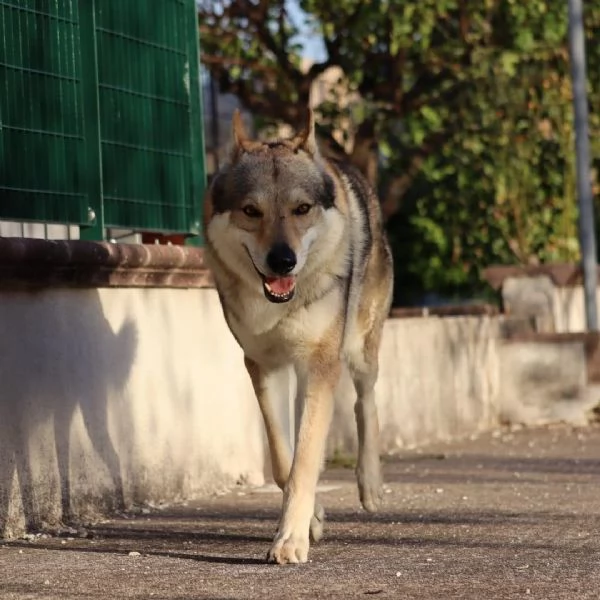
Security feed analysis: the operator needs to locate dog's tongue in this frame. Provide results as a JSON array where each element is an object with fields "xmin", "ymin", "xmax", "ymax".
[{"xmin": 265, "ymin": 276, "xmax": 295, "ymax": 295}]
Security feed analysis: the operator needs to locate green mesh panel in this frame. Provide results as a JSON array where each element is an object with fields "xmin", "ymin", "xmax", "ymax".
[
  {"xmin": 0, "ymin": 0, "xmax": 89, "ymax": 224},
  {"xmin": 0, "ymin": 0, "xmax": 205, "ymax": 238}
]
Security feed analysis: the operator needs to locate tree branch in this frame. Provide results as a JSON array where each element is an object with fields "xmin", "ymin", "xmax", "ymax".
[
  {"xmin": 227, "ymin": 0, "xmax": 304, "ymax": 85},
  {"xmin": 201, "ymin": 54, "xmax": 278, "ymax": 74}
]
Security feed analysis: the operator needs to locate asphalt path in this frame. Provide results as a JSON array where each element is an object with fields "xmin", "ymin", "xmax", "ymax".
[{"xmin": 2, "ymin": 423, "xmax": 599, "ymax": 599}]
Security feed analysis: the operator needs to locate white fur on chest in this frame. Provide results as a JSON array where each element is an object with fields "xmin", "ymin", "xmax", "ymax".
[{"xmin": 226, "ymin": 285, "xmax": 343, "ymax": 368}]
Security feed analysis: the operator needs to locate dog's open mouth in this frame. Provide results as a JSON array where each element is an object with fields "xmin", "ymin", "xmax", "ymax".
[
  {"xmin": 243, "ymin": 246, "xmax": 296, "ymax": 303},
  {"xmin": 262, "ymin": 275, "xmax": 296, "ymax": 303}
]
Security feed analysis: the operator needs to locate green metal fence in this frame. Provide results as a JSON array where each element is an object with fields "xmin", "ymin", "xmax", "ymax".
[{"xmin": 0, "ymin": 0, "xmax": 206, "ymax": 241}]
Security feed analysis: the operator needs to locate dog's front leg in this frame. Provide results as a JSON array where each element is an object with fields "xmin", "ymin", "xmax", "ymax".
[
  {"xmin": 244, "ymin": 357, "xmax": 292, "ymax": 490},
  {"xmin": 267, "ymin": 356, "xmax": 340, "ymax": 564}
]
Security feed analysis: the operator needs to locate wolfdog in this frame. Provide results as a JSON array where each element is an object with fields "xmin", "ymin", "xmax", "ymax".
[{"xmin": 203, "ymin": 108, "xmax": 393, "ymax": 564}]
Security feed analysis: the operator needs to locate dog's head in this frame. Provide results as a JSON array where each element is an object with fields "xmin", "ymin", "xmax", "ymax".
[{"xmin": 204, "ymin": 108, "xmax": 340, "ymax": 304}]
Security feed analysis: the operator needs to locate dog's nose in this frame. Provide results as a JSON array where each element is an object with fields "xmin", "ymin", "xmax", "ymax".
[{"xmin": 266, "ymin": 243, "xmax": 297, "ymax": 275}]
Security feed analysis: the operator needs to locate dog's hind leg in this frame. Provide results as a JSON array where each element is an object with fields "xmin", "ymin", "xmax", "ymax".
[
  {"xmin": 244, "ymin": 357, "xmax": 325, "ymax": 544},
  {"xmin": 352, "ymin": 368, "xmax": 382, "ymax": 512},
  {"xmin": 350, "ymin": 329, "xmax": 384, "ymax": 513}
]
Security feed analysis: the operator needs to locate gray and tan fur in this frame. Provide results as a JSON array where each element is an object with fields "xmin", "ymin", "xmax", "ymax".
[{"xmin": 203, "ymin": 108, "xmax": 393, "ymax": 564}]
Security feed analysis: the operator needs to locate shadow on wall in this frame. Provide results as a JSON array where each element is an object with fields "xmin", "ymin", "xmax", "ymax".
[{"xmin": 0, "ymin": 289, "xmax": 137, "ymax": 535}]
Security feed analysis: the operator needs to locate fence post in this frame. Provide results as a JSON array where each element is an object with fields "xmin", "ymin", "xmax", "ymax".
[
  {"xmin": 186, "ymin": 4, "xmax": 207, "ymax": 245},
  {"xmin": 568, "ymin": 0, "xmax": 598, "ymax": 331},
  {"xmin": 78, "ymin": 0, "xmax": 105, "ymax": 241}
]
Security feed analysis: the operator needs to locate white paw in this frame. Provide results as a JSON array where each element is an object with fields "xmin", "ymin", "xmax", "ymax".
[{"xmin": 267, "ymin": 531, "xmax": 310, "ymax": 564}]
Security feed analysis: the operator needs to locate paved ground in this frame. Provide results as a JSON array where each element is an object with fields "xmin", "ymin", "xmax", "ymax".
[{"xmin": 2, "ymin": 423, "xmax": 600, "ymax": 599}]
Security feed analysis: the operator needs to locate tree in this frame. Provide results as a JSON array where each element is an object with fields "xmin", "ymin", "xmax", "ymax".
[
  {"xmin": 198, "ymin": 1, "xmax": 600, "ymax": 304},
  {"xmin": 199, "ymin": 1, "xmax": 475, "ymax": 197}
]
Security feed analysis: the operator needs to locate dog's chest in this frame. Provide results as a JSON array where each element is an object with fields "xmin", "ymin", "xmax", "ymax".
[
  {"xmin": 224, "ymin": 291, "xmax": 340, "ymax": 367},
  {"xmin": 228, "ymin": 314, "xmax": 299, "ymax": 367}
]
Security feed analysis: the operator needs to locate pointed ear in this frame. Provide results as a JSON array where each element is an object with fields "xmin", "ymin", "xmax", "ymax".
[
  {"xmin": 231, "ymin": 109, "xmax": 249, "ymax": 157},
  {"xmin": 291, "ymin": 107, "xmax": 319, "ymax": 156}
]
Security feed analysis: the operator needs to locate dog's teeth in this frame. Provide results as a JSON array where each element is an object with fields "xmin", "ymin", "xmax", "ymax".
[{"xmin": 264, "ymin": 282, "xmax": 287, "ymax": 298}]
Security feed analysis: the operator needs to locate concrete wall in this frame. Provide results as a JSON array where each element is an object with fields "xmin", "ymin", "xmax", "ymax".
[
  {"xmin": 554, "ymin": 286, "xmax": 600, "ymax": 333},
  {"xmin": 1, "ymin": 286, "xmax": 596, "ymax": 539},
  {"xmin": 329, "ymin": 316, "xmax": 502, "ymax": 454},
  {"xmin": 498, "ymin": 273, "xmax": 600, "ymax": 334},
  {"xmin": 497, "ymin": 339, "xmax": 593, "ymax": 426},
  {"xmin": 0, "ymin": 288, "xmax": 265, "ymax": 538}
]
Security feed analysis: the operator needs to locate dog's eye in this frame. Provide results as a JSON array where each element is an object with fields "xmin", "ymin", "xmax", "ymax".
[
  {"xmin": 242, "ymin": 205, "xmax": 262, "ymax": 218},
  {"xmin": 293, "ymin": 203, "xmax": 312, "ymax": 216}
]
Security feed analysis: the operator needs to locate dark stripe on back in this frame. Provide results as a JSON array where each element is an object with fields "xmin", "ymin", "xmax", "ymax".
[
  {"xmin": 328, "ymin": 158, "xmax": 373, "ymax": 267},
  {"xmin": 319, "ymin": 173, "xmax": 336, "ymax": 209}
]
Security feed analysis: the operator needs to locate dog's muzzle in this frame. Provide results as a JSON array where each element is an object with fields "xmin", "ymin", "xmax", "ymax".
[
  {"xmin": 244, "ymin": 244, "xmax": 297, "ymax": 303},
  {"xmin": 261, "ymin": 243, "xmax": 297, "ymax": 302}
]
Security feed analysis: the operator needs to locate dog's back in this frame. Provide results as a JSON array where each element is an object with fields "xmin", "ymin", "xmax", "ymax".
[{"xmin": 324, "ymin": 157, "xmax": 393, "ymax": 366}]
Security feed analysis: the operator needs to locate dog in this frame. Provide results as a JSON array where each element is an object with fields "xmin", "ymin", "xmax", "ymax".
[{"xmin": 202, "ymin": 107, "xmax": 393, "ymax": 564}]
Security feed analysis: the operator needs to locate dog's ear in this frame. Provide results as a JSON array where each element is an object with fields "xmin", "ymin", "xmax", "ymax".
[
  {"xmin": 231, "ymin": 109, "xmax": 250, "ymax": 159},
  {"xmin": 291, "ymin": 107, "xmax": 318, "ymax": 157}
]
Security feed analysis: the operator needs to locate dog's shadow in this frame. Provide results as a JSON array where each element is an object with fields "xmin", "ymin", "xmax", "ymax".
[{"xmin": 0, "ymin": 289, "xmax": 137, "ymax": 534}]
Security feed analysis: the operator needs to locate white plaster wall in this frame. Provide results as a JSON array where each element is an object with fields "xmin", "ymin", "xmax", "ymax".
[
  {"xmin": 0, "ymin": 287, "xmax": 265, "ymax": 537},
  {"xmin": 328, "ymin": 316, "xmax": 503, "ymax": 454},
  {"xmin": 497, "ymin": 277, "xmax": 600, "ymax": 334},
  {"xmin": 0, "ymin": 289, "xmax": 506, "ymax": 538},
  {"xmin": 2, "ymin": 286, "xmax": 592, "ymax": 540},
  {"xmin": 497, "ymin": 341, "xmax": 593, "ymax": 426},
  {"xmin": 553, "ymin": 286, "xmax": 600, "ymax": 333}
]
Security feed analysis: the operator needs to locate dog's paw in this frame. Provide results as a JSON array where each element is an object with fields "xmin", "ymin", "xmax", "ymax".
[
  {"xmin": 357, "ymin": 460, "xmax": 383, "ymax": 513},
  {"xmin": 309, "ymin": 503, "xmax": 325, "ymax": 542},
  {"xmin": 266, "ymin": 531, "xmax": 309, "ymax": 564}
]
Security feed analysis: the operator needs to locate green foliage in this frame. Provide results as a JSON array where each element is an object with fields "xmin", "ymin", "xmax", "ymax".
[
  {"xmin": 386, "ymin": 5, "xmax": 600, "ymax": 303},
  {"xmin": 199, "ymin": 1, "xmax": 600, "ymax": 305}
]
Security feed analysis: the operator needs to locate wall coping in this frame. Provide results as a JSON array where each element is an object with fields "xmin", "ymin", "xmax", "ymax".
[
  {"xmin": 502, "ymin": 331, "xmax": 599, "ymax": 345},
  {"xmin": 483, "ymin": 263, "xmax": 596, "ymax": 290},
  {"xmin": 0, "ymin": 238, "xmax": 214, "ymax": 289},
  {"xmin": 0, "ymin": 238, "xmax": 504, "ymax": 314},
  {"xmin": 389, "ymin": 303, "xmax": 499, "ymax": 319}
]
